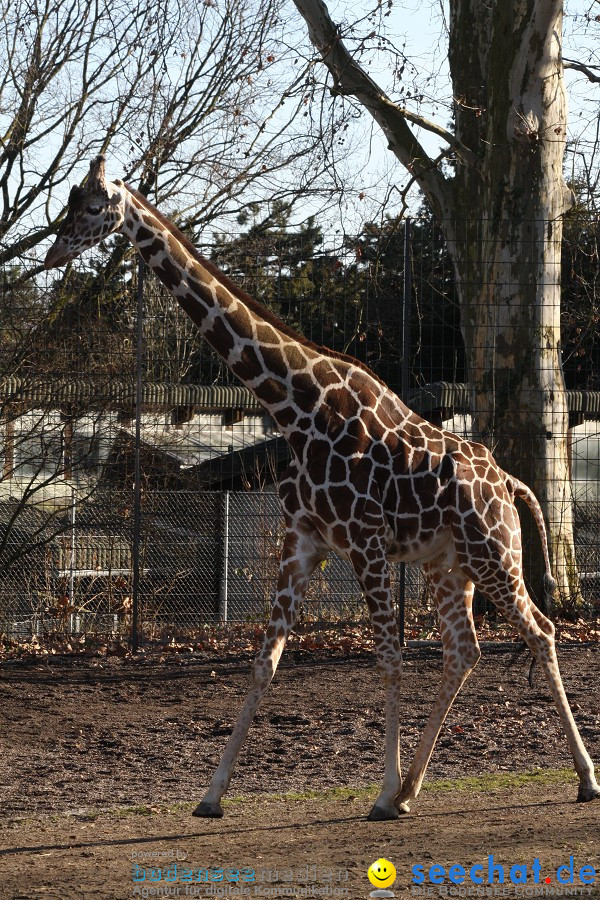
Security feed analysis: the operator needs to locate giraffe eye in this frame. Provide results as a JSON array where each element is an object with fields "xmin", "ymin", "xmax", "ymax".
[{"xmin": 87, "ymin": 204, "xmax": 103, "ymax": 215}]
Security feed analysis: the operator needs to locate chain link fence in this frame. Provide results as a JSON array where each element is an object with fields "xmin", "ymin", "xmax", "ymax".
[
  {"xmin": 0, "ymin": 475, "xmax": 597, "ymax": 643},
  {"xmin": 1, "ymin": 218, "xmax": 599, "ymax": 643},
  {"xmin": 0, "ymin": 485, "xmax": 430, "ymax": 640}
]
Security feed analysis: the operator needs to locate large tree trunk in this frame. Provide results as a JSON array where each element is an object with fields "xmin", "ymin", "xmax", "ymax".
[
  {"xmin": 294, "ymin": 0, "xmax": 581, "ymax": 610},
  {"xmin": 448, "ymin": 0, "xmax": 580, "ymax": 607},
  {"xmin": 448, "ymin": 218, "xmax": 579, "ymax": 608}
]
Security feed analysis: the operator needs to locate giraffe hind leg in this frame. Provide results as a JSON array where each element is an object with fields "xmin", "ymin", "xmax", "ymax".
[
  {"xmin": 487, "ymin": 574, "xmax": 599, "ymax": 802},
  {"xmin": 453, "ymin": 467, "xmax": 598, "ymax": 803}
]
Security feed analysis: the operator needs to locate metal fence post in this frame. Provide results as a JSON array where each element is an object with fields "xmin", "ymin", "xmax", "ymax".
[
  {"xmin": 68, "ymin": 485, "xmax": 77, "ymax": 633},
  {"xmin": 219, "ymin": 490, "xmax": 230, "ymax": 622},
  {"xmin": 398, "ymin": 217, "xmax": 412, "ymax": 646},
  {"xmin": 131, "ymin": 257, "xmax": 144, "ymax": 651}
]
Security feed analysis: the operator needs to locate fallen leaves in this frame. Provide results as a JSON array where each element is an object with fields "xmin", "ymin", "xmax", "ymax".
[{"xmin": 0, "ymin": 615, "xmax": 597, "ymax": 663}]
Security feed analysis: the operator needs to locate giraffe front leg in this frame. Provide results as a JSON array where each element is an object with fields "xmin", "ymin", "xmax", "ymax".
[
  {"xmin": 395, "ymin": 565, "xmax": 480, "ymax": 813},
  {"xmin": 193, "ymin": 527, "xmax": 321, "ymax": 818},
  {"xmin": 367, "ymin": 668, "xmax": 405, "ymax": 821},
  {"xmin": 350, "ymin": 548, "xmax": 404, "ymax": 821},
  {"xmin": 193, "ymin": 678, "xmax": 267, "ymax": 817}
]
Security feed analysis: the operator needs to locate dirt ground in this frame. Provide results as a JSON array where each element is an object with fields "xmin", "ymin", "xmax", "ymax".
[{"xmin": 0, "ymin": 644, "xmax": 598, "ymax": 899}]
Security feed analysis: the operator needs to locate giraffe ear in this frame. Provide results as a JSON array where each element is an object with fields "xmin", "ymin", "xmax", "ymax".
[
  {"xmin": 87, "ymin": 155, "xmax": 108, "ymax": 194},
  {"xmin": 107, "ymin": 189, "xmax": 123, "ymax": 209},
  {"xmin": 68, "ymin": 185, "xmax": 85, "ymax": 209}
]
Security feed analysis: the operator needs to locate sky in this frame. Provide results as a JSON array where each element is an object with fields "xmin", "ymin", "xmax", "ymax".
[
  {"xmin": 299, "ymin": 0, "xmax": 454, "ymax": 230},
  {"xmin": 16, "ymin": 0, "xmax": 600, "ymax": 263},
  {"xmin": 300, "ymin": 0, "xmax": 600, "ymax": 233}
]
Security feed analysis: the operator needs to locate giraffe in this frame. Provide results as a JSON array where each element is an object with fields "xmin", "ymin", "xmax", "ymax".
[{"xmin": 44, "ymin": 156, "xmax": 599, "ymax": 820}]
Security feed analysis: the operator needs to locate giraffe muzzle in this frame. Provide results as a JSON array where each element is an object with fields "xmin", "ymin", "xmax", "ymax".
[{"xmin": 44, "ymin": 243, "xmax": 75, "ymax": 269}]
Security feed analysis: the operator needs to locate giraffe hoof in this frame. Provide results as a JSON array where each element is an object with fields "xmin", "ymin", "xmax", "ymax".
[
  {"xmin": 396, "ymin": 800, "xmax": 411, "ymax": 814},
  {"xmin": 367, "ymin": 803, "xmax": 400, "ymax": 821},
  {"xmin": 576, "ymin": 783, "xmax": 600, "ymax": 803},
  {"xmin": 192, "ymin": 801, "xmax": 224, "ymax": 818}
]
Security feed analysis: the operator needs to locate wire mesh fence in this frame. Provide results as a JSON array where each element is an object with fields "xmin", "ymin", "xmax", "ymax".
[
  {"xmin": 1, "ymin": 216, "xmax": 599, "ymax": 643},
  {"xmin": 0, "ymin": 483, "xmax": 429, "ymax": 640}
]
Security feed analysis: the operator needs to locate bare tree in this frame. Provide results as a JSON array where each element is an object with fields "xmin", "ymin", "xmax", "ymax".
[
  {"xmin": 0, "ymin": 0, "xmax": 357, "ymax": 618},
  {"xmin": 0, "ymin": 0, "xmax": 349, "ymax": 275},
  {"xmin": 292, "ymin": 0, "xmax": 600, "ymax": 608}
]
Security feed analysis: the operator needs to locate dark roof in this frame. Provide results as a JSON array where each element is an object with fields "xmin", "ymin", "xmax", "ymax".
[
  {"xmin": 0, "ymin": 378, "xmax": 262, "ymax": 412},
  {"xmin": 409, "ymin": 382, "xmax": 600, "ymax": 421},
  {"xmin": 3, "ymin": 377, "xmax": 599, "ymax": 420}
]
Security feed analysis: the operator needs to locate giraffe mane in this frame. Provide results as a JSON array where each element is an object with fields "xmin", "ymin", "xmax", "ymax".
[{"xmin": 125, "ymin": 185, "xmax": 387, "ymax": 388}]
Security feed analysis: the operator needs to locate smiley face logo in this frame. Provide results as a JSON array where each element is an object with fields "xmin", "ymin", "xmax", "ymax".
[{"xmin": 367, "ymin": 858, "xmax": 397, "ymax": 889}]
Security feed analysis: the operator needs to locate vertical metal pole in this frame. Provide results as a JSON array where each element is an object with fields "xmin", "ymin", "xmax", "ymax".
[
  {"xmin": 219, "ymin": 490, "xmax": 230, "ymax": 622},
  {"xmin": 69, "ymin": 485, "xmax": 76, "ymax": 633},
  {"xmin": 402, "ymin": 218, "xmax": 412, "ymax": 405},
  {"xmin": 398, "ymin": 217, "xmax": 412, "ymax": 646},
  {"xmin": 131, "ymin": 257, "xmax": 144, "ymax": 651}
]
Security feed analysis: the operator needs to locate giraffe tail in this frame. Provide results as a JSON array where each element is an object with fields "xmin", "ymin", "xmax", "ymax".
[{"xmin": 510, "ymin": 477, "xmax": 557, "ymax": 612}]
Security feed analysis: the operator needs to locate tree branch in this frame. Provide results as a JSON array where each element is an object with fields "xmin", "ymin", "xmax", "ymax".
[
  {"xmin": 292, "ymin": 0, "xmax": 465, "ymax": 218},
  {"xmin": 564, "ymin": 58, "xmax": 600, "ymax": 83},
  {"xmin": 379, "ymin": 98, "xmax": 478, "ymax": 167}
]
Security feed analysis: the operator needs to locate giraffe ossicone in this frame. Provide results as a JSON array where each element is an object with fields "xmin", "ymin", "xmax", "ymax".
[{"xmin": 44, "ymin": 157, "xmax": 599, "ymax": 820}]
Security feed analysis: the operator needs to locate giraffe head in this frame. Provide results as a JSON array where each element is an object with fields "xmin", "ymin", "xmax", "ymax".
[{"xmin": 44, "ymin": 156, "xmax": 125, "ymax": 269}]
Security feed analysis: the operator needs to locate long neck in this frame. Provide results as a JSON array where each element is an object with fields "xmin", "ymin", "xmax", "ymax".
[{"xmin": 120, "ymin": 187, "xmax": 329, "ymax": 433}]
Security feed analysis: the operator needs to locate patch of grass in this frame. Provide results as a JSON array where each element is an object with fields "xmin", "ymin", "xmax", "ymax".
[
  {"xmin": 223, "ymin": 767, "xmax": 577, "ymax": 808},
  {"xmin": 12, "ymin": 769, "xmax": 577, "ymax": 824},
  {"xmin": 420, "ymin": 768, "xmax": 577, "ymax": 795},
  {"xmin": 223, "ymin": 784, "xmax": 375, "ymax": 807},
  {"xmin": 113, "ymin": 804, "xmax": 158, "ymax": 818},
  {"xmin": 71, "ymin": 809, "xmax": 102, "ymax": 821}
]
